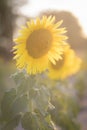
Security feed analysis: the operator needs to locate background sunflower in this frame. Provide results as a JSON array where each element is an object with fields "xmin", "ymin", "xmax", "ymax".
[{"xmin": 47, "ymin": 46, "xmax": 82, "ymax": 80}]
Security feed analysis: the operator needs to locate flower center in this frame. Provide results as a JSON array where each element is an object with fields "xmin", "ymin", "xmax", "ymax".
[
  {"xmin": 26, "ymin": 29, "xmax": 52, "ymax": 58},
  {"xmin": 51, "ymin": 55, "xmax": 65, "ymax": 70}
]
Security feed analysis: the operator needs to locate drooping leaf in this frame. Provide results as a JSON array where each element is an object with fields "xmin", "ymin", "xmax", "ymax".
[
  {"xmin": 21, "ymin": 112, "xmax": 55, "ymax": 130},
  {"xmin": 33, "ymin": 86, "xmax": 50, "ymax": 115},
  {"xmin": 1, "ymin": 88, "xmax": 29, "ymax": 121},
  {"xmin": 21, "ymin": 112, "xmax": 39, "ymax": 130},
  {"xmin": 1, "ymin": 114, "xmax": 21, "ymax": 130}
]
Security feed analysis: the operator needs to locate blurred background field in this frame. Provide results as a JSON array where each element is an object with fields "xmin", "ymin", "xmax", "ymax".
[{"xmin": 0, "ymin": 0, "xmax": 87, "ymax": 130}]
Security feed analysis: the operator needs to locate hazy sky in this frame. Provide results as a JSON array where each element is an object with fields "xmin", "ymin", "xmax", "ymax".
[{"xmin": 20, "ymin": 0, "xmax": 87, "ymax": 35}]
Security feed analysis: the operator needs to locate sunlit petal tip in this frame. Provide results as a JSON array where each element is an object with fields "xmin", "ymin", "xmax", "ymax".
[
  {"xmin": 55, "ymin": 20, "xmax": 63, "ymax": 28},
  {"xmin": 48, "ymin": 15, "xmax": 52, "ymax": 20},
  {"xmin": 12, "ymin": 46, "xmax": 16, "ymax": 51},
  {"xmin": 31, "ymin": 19, "xmax": 35, "ymax": 24},
  {"xmin": 60, "ymin": 20, "xmax": 63, "ymax": 24},
  {"xmin": 27, "ymin": 21, "xmax": 30, "ymax": 27},
  {"xmin": 51, "ymin": 16, "xmax": 55, "ymax": 23},
  {"xmin": 13, "ymin": 38, "xmax": 18, "ymax": 42},
  {"xmin": 36, "ymin": 17, "xmax": 40, "ymax": 24}
]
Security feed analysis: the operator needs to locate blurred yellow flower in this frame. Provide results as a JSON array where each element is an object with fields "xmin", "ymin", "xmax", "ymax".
[
  {"xmin": 80, "ymin": 57, "xmax": 87, "ymax": 71},
  {"xmin": 48, "ymin": 46, "xmax": 82, "ymax": 80},
  {"xmin": 13, "ymin": 16, "xmax": 68, "ymax": 74}
]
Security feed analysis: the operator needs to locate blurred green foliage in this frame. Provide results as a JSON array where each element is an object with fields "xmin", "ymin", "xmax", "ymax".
[{"xmin": 0, "ymin": 64, "xmax": 86, "ymax": 130}]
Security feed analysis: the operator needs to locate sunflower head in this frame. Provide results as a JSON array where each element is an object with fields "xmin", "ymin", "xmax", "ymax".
[
  {"xmin": 26, "ymin": 29, "xmax": 52, "ymax": 58},
  {"xmin": 13, "ymin": 16, "xmax": 68, "ymax": 75},
  {"xmin": 47, "ymin": 46, "xmax": 82, "ymax": 80}
]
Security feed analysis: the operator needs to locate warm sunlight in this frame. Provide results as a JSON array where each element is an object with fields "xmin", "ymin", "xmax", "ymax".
[
  {"xmin": 20, "ymin": 0, "xmax": 87, "ymax": 35},
  {"xmin": 0, "ymin": 1, "xmax": 87, "ymax": 130}
]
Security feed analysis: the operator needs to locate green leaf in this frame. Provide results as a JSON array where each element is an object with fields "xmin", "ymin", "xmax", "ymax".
[
  {"xmin": 21, "ymin": 112, "xmax": 54, "ymax": 130},
  {"xmin": 21, "ymin": 112, "xmax": 38, "ymax": 130},
  {"xmin": 33, "ymin": 86, "xmax": 50, "ymax": 115},
  {"xmin": 1, "ymin": 114, "xmax": 21, "ymax": 130},
  {"xmin": 11, "ymin": 94, "xmax": 29, "ymax": 115},
  {"xmin": 11, "ymin": 71, "xmax": 36, "ymax": 89},
  {"xmin": 1, "ymin": 88, "xmax": 16, "ymax": 121},
  {"xmin": 11, "ymin": 71, "xmax": 26, "ymax": 85},
  {"xmin": 1, "ymin": 88, "xmax": 29, "ymax": 121}
]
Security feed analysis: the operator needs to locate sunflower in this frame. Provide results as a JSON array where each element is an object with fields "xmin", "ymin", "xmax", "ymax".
[
  {"xmin": 13, "ymin": 16, "xmax": 68, "ymax": 74},
  {"xmin": 48, "ymin": 45, "xmax": 82, "ymax": 80}
]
